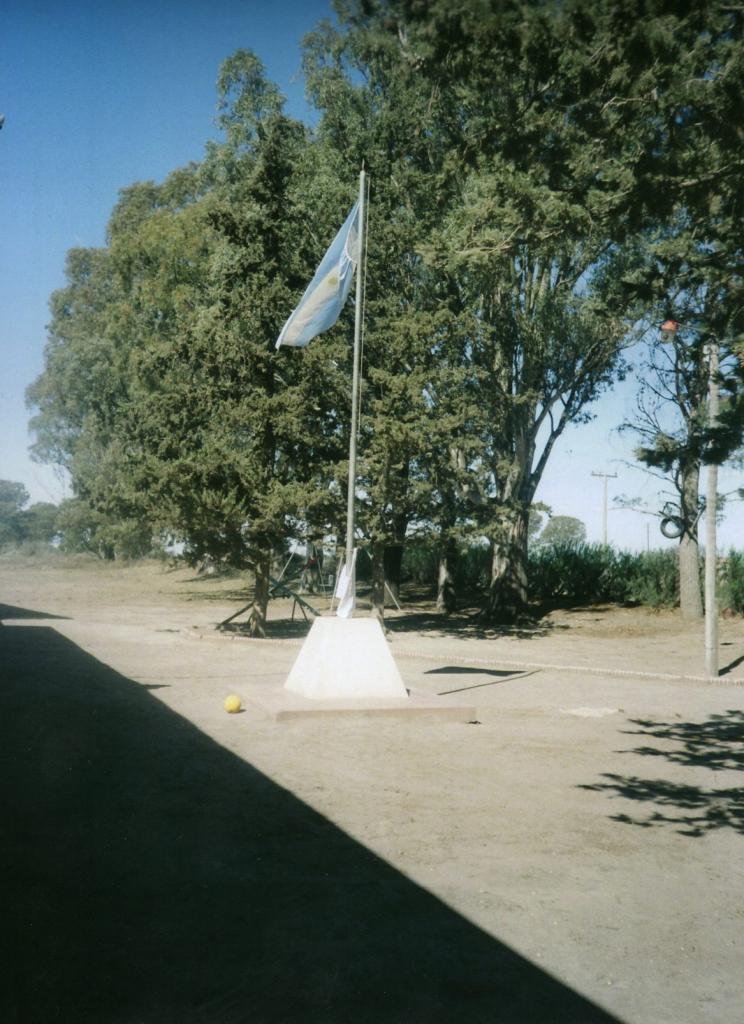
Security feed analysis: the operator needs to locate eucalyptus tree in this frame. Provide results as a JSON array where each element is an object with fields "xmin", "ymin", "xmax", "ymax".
[
  {"xmin": 621, "ymin": 309, "xmax": 742, "ymax": 620},
  {"xmin": 624, "ymin": 335, "xmax": 707, "ymax": 619},
  {"xmin": 302, "ymin": 7, "xmax": 472, "ymax": 614},
  {"xmin": 27, "ymin": 167, "xmax": 211, "ymax": 557},
  {"xmin": 27, "ymin": 246, "xmax": 120, "ymax": 473},
  {"xmin": 25, "ymin": 243, "xmax": 154, "ymax": 550},
  {"xmin": 355, "ymin": 0, "xmax": 656, "ymax": 621},
  {"xmin": 349, "ymin": 0, "xmax": 744, "ymax": 622},
  {"xmin": 611, "ymin": 4, "xmax": 744, "ymax": 617},
  {"xmin": 302, "ymin": 1, "xmax": 643, "ymax": 621}
]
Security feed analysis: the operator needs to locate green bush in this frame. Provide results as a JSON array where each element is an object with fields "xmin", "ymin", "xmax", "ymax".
[
  {"xmin": 721, "ymin": 550, "xmax": 744, "ymax": 615},
  {"xmin": 526, "ymin": 543, "xmax": 681, "ymax": 607},
  {"xmin": 402, "ymin": 536, "xmax": 741, "ymax": 613},
  {"xmin": 625, "ymin": 549, "xmax": 679, "ymax": 608},
  {"xmin": 527, "ymin": 542, "xmax": 633, "ymax": 604}
]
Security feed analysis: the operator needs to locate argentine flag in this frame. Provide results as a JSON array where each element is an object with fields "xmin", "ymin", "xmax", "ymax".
[{"xmin": 276, "ymin": 201, "xmax": 360, "ymax": 349}]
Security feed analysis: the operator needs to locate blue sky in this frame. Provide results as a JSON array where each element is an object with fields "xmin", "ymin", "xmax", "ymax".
[{"xmin": 1, "ymin": 0, "xmax": 740, "ymax": 550}]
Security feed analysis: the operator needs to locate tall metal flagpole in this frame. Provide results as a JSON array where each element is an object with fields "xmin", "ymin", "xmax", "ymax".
[
  {"xmin": 345, "ymin": 168, "xmax": 367, "ymax": 572},
  {"xmin": 283, "ymin": 168, "xmax": 406, "ymax": 700},
  {"xmin": 704, "ymin": 339, "xmax": 719, "ymax": 678}
]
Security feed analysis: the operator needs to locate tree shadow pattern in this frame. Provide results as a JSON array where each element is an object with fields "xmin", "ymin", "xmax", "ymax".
[
  {"xmin": 0, "ymin": 614, "xmax": 619, "ymax": 1024},
  {"xmin": 381, "ymin": 609, "xmax": 560, "ymax": 642},
  {"xmin": 580, "ymin": 711, "xmax": 744, "ymax": 838},
  {"xmin": 216, "ymin": 608, "xmax": 557, "ymax": 642},
  {"xmin": 222, "ymin": 618, "xmax": 311, "ymax": 640}
]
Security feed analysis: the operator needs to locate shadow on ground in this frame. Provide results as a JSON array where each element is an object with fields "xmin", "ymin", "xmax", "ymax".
[
  {"xmin": 384, "ymin": 608, "xmax": 560, "ymax": 641},
  {"xmin": 424, "ymin": 666, "xmax": 516, "ymax": 677},
  {"xmin": 580, "ymin": 711, "xmax": 744, "ymax": 837},
  {"xmin": 221, "ymin": 618, "xmax": 312, "ymax": 640},
  {"xmin": 1, "ymin": 614, "xmax": 618, "ymax": 1023},
  {"xmin": 721, "ymin": 652, "xmax": 744, "ymax": 676},
  {"xmin": 427, "ymin": 668, "xmax": 539, "ymax": 696},
  {"xmin": 0, "ymin": 603, "xmax": 69, "ymax": 620},
  {"xmin": 221, "ymin": 608, "xmax": 559, "ymax": 643},
  {"xmin": 178, "ymin": 587, "xmax": 256, "ymax": 604}
]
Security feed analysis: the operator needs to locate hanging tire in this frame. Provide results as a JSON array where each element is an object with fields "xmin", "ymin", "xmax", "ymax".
[{"xmin": 660, "ymin": 516, "xmax": 684, "ymax": 539}]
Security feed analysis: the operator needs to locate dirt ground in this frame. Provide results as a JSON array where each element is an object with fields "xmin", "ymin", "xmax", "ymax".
[{"xmin": 1, "ymin": 555, "xmax": 743, "ymax": 1024}]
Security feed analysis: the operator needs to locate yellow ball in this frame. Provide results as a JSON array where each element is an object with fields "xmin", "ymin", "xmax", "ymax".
[{"xmin": 224, "ymin": 694, "xmax": 242, "ymax": 714}]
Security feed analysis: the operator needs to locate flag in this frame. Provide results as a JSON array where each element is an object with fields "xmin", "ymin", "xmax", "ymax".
[
  {"xmin": 275, "ymin": 202, "xmax": 360, "ymax": 349},
  {"xmin": 334, "ymin": 549, "xmax": 357, "ymax": 619}
]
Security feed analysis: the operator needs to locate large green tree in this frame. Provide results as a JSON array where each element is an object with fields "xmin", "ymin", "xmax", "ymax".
[
  {"xmin": 27, "ymin": 54, "xmax": 346, "ymax": 629},
  {"xmin": 27, "ymin": 247, "xmax": 120, "ymax": 473},
  {"xmin": 344, "ymin": 0, "xmax": 744, "ymax": 621},
  {"xmin": 302, "ymin": 8, "xmax": 472, "ymax": 614},
  {"xmin": 28, "ymin": 3, "xmax": 743, "ymax": 631},
  {"xmin": 111, "ymin": 53, "xmax": 352, "ymax": 633},
  {"xmin": 26, "ymin": 169, "xmax": 210, "ymax": 551},
  {"xmin": 336, "ymin": 0, "xmax": 653, "ymax": 620}
]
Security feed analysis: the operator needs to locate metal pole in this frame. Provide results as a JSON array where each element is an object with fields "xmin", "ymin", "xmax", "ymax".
[
  {"xmin": 603, "ymin": 476, "xmax": 608, "ymax": 545},
  {"xmin": 591, "ymin": 471, "xmax": 617, "ymax": 546},
  {"xmin": 345, "ymin": 169, "xmax": 367, "ymax": 570},
  {"xmin": 704, "ymin": 340, "xmax": 719, "ymax": 677}
]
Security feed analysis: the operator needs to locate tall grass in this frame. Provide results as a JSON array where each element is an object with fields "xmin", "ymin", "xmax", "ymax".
[
  {"xmin": 528, "ymin": 542, "xmax": 631, "ymax": 604},
  {"xmin": 721, "ymin": 550, "xmax": 744, "ymax": 615},
  {"xmin": 526, "ymin": 542, "xmax": 681, "ymax": 606},
  {"xmin": 403, "ymin": 538, "xmax": 685, "ymax": 608},
  {"xmin": 624, "ymin": 549, "xmax": 679, "ymax": 608}
]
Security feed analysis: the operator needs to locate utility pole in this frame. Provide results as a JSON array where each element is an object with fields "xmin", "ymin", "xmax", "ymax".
[{"xmin": 591, "ymin": 471, "xmax": 618, "ymax": 546}]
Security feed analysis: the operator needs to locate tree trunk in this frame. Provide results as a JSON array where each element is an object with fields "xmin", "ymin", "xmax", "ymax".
[
  {"xmin": 679, "ymin": 464, "xmax": 703, "ymax": 620},
  {"xmin": 483, "ymin": 507, "xmax": 530, "ymax": 623},
  {"xmin": 384, "ymin": 544, "xmax": 404, "ymax": 602},
  {"xmin": 436, "ymin": 534, "xmax": 457, "ymax": 613},
  {"xmin": 247, "ymin": 548, "xmax": 271, "ymax": 638},
  {"xmin": 370, "ymin": 540, "xmax": 386, "ymax": 621}
]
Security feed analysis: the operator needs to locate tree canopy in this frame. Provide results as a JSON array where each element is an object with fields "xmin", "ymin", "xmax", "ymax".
[{"xmin": 27, "ymin": 1, "xmax": 744, "ymax": 624}]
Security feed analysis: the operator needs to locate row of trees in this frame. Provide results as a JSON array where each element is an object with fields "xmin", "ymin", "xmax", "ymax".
[
  {"xmin": 28, "ymin": 1, "xmax": 744, "ymax": 632},
  {"xmin": 0, "ymin": 478, "xmax": 586, "ymax": 561},
  {"xmin": 0, "ymin": 482, "xmax": 154, "ymax": 559},
  {"xmin": 0, "ymin": 481, "xmax": 57, "ymax": 548}
]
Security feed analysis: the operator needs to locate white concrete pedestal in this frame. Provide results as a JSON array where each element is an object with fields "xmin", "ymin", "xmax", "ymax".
[{"xmin": 284, "ymin": 617, "xmax": 408, "ymax": 701}]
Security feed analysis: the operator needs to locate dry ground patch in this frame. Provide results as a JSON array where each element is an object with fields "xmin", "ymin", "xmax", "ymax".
[{"xmin": 1, "ymin": 555, "xmax": 743, "ymax": 1023}]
